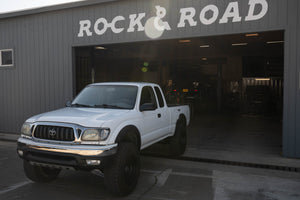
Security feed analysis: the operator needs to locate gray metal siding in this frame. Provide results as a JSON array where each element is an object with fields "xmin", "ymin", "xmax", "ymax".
[
  {"xmin": 0, "ymin": 12, "xmax": 74, "ymax": 133},
  {"xmin": 0, "ymin": 0, "xmax": 299, "ymax": 158},
  {"xmin": 295, "ymin": 0, "xmax": 300, "ymax": 157}
]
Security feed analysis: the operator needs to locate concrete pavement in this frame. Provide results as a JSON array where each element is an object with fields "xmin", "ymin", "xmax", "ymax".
[
  {"xmin": 1, "ymin": 140, "xmax": 300, "ymax": 200},
  {"xmin": 3, "ymin": 129, "xmax": 300, "ymax": 169},
  {"xmin": 145, "ymin": 114, "xmax": 300, "ymax": 168}
]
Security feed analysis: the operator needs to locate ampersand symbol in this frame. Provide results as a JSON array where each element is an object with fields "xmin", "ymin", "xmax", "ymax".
[{"xmin": 154, "ymin": 6, "xmax": 171, "ymax": 31}]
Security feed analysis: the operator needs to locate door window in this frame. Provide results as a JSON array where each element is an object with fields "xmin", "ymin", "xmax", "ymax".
[
  {"xmin": 154, "ymin": 86, "xmax": 165, "ymax": 108},
  {"xmin": 140, "ymin": 86, "xmax": 157, "ymax": 108}
]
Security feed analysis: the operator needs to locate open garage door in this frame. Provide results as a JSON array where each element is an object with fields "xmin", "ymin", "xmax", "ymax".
[{"xmin": 74, "ymin": 30, "xmax": 284, "ymax": 164}]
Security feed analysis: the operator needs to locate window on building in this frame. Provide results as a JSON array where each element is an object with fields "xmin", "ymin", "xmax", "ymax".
[{"xmin": 0, "ymin": 49, "xmax": 14, "ymax": 67}]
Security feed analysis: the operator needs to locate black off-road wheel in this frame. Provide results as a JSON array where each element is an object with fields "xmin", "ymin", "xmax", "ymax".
[
  {"xmin": 23, "ymin": 160, "xmax": 61, "ymax": 182},
  {"xmin": 169, "ymin": 120, "xmax": 187, "ymax": 157},
  {"xmin": 104, "ymin": 142, "xmax": 140, "ymax": 196}
]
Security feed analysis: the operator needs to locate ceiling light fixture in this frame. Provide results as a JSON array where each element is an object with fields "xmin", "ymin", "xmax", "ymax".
[
  {"xmin": 266, "ymin": 41, "xmax": 284, "ymax": 44},
  {"xmin": 245, "ymin": 33, "xmax": 259, "ymax": 37},
  {"xmin": 232, "ymin": 43, "xmax": 248, "ymax": 46},
  {"xmin": 179, "ymin": 39, "xmax": 191, "ymax": 43},
  {"xmin": 95, "ymin": 46, "xmax": 106, "ymax": 50},
  {"xmin": 200, "ymin": 45, "xmax": 210, "ymax": 48},
  {"xmin": 255, "ymin": 78, "xmax": 270, "ymax": 81}
]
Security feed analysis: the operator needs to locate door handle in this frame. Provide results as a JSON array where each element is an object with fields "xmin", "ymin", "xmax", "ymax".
[{"xmin": 158, "ymin": 113, "xmax": 161, "ymax": 118}]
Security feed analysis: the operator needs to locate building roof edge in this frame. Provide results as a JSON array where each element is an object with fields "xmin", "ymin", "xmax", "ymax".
[{"xmin": 0, "ymin": 0, "xmax": 117, "ymax": 20}]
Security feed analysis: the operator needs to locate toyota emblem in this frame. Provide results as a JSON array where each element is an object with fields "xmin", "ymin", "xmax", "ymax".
[{"xmin": 49, "ymin": 129, "xmax": 57, "ymax": 137}]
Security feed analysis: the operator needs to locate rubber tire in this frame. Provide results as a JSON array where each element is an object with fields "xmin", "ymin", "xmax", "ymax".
[
  {"xmin": 23, "ymin": 160, "xmax": 61, "ymax": 182},
  {"xmin": 104, "ymin": 142, "xmax": 140, "ymax": 196},
  {"xmin": 169, "ymin": 120, "xmax": 187, "ymax": 157}
]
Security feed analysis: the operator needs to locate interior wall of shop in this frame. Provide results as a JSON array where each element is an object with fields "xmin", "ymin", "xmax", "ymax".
[
  {"xmin": 75, "ymin": 31, "xmax": 284, "ymax": 115},
  {"xmin": 0, "ymin": 0, "xmax": 299, "ymax": 158}
]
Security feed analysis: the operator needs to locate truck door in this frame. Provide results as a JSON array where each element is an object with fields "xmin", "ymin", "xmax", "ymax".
[
  {"xmin": 154, "ymin": 86, "xmax": 171, "ymax": 136},
  {"xmin": 138, "ymin": 86, "xmax": 166, "ymax": 146}
]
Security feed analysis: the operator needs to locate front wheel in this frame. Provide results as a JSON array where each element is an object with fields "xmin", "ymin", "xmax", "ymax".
[
  {"xmin": 104, "ymin": 142, "xmax": 140, "ymax": 196},
  {"xmin": 23, "ymin": 160, "xmax": 61, "ymax": 182}
]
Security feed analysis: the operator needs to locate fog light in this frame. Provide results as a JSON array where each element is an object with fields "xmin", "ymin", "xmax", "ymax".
[
  {"xmin": 86, "ymin": 160, "xmax": 101, "ymax": 165},
  {"xmin": 18, "ymin": 150, "xmax": 24, "ymax": 156}
]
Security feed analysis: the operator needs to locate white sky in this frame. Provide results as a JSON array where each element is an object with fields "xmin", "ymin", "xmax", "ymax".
[{"xmin": 0, "ymin": 0, "xmax": 84, "ymax": 14}]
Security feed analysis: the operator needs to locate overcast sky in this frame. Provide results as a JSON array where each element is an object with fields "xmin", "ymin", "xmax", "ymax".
[{"xmin": 0, "ymin": 0, "xmax": 84, "ymax": 14}]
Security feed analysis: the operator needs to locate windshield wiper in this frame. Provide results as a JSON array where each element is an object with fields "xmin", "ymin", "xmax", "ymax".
[
  {"xmin": 93, "ymin": 104, "xmax": 127, "ymax": 109},
  {"xmin": 71, "ymin": 103, "xmax": 92, "ymax": 108}
]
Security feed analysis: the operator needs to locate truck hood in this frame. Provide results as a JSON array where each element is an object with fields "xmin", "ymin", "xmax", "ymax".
[{"xmin": 28, "ymin": 107, "xmax": 131, "ymax": 127}]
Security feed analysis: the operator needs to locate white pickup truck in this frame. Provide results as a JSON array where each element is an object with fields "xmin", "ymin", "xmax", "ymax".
[{"xmin": 17, "ymin": 82, "xmax": 190, "ymax": 196}]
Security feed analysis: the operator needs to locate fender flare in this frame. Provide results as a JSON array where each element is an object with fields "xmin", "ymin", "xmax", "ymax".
[{"xmin": 115, "ymin": 125, "xmax": 141, "ymax": 149}]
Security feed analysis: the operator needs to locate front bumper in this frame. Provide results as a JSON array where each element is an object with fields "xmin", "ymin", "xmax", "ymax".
[{"xmin": 17, "ymin": 137, "xmax": 117, "ymax": 170}]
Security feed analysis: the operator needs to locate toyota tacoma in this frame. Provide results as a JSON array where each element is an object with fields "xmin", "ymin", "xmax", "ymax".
[{"xmin": 17, "ymin": 82, "xmax": 190, "ymax": 196}]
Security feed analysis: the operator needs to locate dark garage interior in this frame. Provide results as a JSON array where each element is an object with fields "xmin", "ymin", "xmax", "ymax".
[{"xmin": 74, "ymin": 31, "xmax": 284, "ymax": 164}]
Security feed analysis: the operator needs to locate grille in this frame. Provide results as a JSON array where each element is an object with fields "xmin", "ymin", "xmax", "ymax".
[{"xmin": 34, "ymin": 125, "xmax": 75, "ymax": 141}]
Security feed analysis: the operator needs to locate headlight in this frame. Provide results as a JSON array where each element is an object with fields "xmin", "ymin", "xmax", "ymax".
[
  {"xmin": 81, "ymin": 128, "xmax": 110, "ymax": 141},
  {"xmin": 21, "ymin": 123, "xmax": 32, "ymax": 136}
]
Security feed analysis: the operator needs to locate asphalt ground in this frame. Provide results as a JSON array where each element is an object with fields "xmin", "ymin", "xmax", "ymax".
[{"xmin": 1, "ymin": 140, "xmax": 300, "ymax": 200}]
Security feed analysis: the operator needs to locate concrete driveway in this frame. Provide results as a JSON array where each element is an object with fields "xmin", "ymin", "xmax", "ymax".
[{"xmin": 1, "ymin": 140, "xmax": 300, "ymax": 200}]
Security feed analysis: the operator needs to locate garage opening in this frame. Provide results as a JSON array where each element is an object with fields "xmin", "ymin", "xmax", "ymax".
[{"xmin": 74, "ymin": 30, "xmax": 284, "ymax": 164}]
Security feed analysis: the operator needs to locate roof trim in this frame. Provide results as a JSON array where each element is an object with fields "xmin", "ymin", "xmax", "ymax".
[{"xmin": 0, "ymin": 0, "xmax": 117, "ymax": 20}]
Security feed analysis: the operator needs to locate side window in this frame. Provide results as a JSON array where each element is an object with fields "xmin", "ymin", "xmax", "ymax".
[
  {"xmin": 154, "ymin": 87, "xmax": 165, "ymax": 108},
  {"xmin": 140, "ymin": 86, "xmax": 157, "ymax": 108}
]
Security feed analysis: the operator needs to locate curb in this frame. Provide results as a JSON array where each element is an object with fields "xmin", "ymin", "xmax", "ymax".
[{"xmin": 0, "ymin": 133, "xmax": 19, "ymax": 142}]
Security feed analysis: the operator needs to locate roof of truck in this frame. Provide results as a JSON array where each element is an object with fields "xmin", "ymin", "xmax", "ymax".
[{"xmin": 89, "ymin": 82, "xmax": 160, "ymax": 87}]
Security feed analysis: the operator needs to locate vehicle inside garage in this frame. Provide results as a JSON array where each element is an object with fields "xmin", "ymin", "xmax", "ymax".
[{"xmin": 74, "ymin": 30, "xmax": 284, "ymax": 164}]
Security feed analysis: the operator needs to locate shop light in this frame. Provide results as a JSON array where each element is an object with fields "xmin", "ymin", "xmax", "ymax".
[
  {"xmin": 141, "ymin": 67, "xmax": 148, "ymax": 73},
  {"xmin": 266, "ymin": 41, "xmax": 284, "ymax": 44},
  {"xmin": 255, "ymin": 78, "xmax": 270, "ymax": 81},
  {"xmin": 179, "ymin": 39, "xmax": 191, "ymax": 43},
  {"xmin": 95, "ymin": 46, "xmax": 106, "ymax": 50},
  {"xmin": 143, "ymin": 62, "xmax": 149, "ymax": 67},
  {"xmin": 245, "ymin": 33, "xmax": 259, "ymax": 37},
  {"xmin": 200, "ymin": 45, "xmax": 210, "ymax": 48},
  {"xmin": 202, "ymin": 57, "xmax": 207, "ymax": 61},
  {"xmin": 232, "ymin": 43, "xmax": 248, "ymax": 46}
]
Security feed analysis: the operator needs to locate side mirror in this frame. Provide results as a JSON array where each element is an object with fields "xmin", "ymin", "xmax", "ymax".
[
  {"xmin": 140, "ymin": 103, "xmax": 156, "ymax": 112},
  {"xmin": 65, "ymin": 101, "xmax": 72, "ymax": 107}
]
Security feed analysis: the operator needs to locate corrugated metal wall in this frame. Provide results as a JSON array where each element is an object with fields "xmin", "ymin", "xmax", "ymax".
[
  {"xmin": 0, "ymin": 12, "xmax": 74, "ymax": 133},
  {"xmin": 242, "ymin": 78, "xmax": 284, "ymax": 98},
  {"xmin": 0, "ymin": 0, "xmax": 299, "ymax": 157},
  {"xmin": 241, "ymin": 78, "xmax": 283, "ymax": 114}
]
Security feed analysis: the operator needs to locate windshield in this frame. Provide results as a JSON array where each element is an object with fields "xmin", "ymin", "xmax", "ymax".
[{"xmin": 72, "ymin": 85, "xmax": 138, "ymax": 109}]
